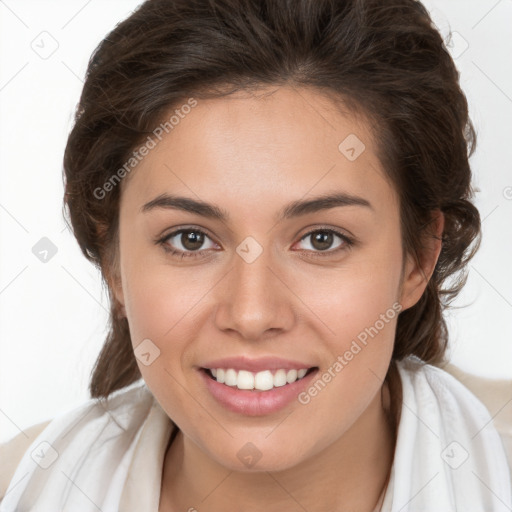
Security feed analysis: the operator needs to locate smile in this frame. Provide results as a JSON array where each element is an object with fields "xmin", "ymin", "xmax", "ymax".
[
  {"xmin": 199, "ymin": 362, "xmax": 319, "ymax": 415},
  {"xmin": 205, "ymin": 367, "xmax": 313, "ymax": 391}
]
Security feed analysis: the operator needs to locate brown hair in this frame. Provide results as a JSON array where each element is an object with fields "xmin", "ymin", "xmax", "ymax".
[{"xmin": 62, "ymin": 0, "xmax": 481, "ymax": 410}]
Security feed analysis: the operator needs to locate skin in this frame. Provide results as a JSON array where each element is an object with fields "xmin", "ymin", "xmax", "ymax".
[{"xmin": 110, "ymin": 85, "xmax": 444, "ymax": 511}]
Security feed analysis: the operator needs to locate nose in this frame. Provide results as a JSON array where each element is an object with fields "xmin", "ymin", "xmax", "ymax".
[{"xmin": 214, "ymin": 245, "xmax": 295, "ymax": 341}]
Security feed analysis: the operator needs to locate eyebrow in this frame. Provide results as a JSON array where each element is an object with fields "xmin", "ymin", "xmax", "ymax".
[{"xmin": 141, "ymin": 191, "xmax": 373, "ymax": 222}]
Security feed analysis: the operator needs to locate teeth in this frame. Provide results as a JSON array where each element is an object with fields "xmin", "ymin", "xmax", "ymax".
[
  {"xmin": 225, "ymin": 369, "xmax": 237, "ymax": 386},
  {"xmin": 273, "ymin": 369, "xmax": 287, "ymax": 387},
  {"xmin": 208, "ymin": 367, "xmax": 310, "ymax": 390},
  {"xmin": 286, "ymin": 369, "xmax": 297, "ymax": 383},
  {"xmin": 237, "ymin": 370, "xmax": 254, "ymax": 390},
  {"xmin": 254, "ymin": 370, "xmax": 273, "ymax": 391}
]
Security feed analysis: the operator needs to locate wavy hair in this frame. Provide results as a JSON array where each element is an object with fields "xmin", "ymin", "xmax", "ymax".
[{"xmin": 63, "ymin": 0, "xmax": 481, "ymax": 429}]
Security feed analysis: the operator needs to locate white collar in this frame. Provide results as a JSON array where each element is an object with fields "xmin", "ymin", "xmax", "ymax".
[{"xmin": 1, "ymin": 357, "xmax": 510, "ymax": 511}]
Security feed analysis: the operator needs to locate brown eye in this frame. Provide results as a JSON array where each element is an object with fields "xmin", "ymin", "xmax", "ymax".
[
  {"xmin": 159, "ymin": 228, "xmax": 218, "ymax": 258},
  {"xmin": 310, "ymin": 231, "xmax": 335, "ymax": 251},
  {"xmin": 295, "ymin": 228, "xmax": 354, "ymax": 256},
  {"xmin": 180, "ymin": 230, "xmax": 205, "ymax": 251}
]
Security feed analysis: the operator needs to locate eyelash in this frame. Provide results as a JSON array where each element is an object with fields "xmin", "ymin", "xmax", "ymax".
[{"xmin": 156, "ymin": 226, "xmax": 355, "ymax": 260}]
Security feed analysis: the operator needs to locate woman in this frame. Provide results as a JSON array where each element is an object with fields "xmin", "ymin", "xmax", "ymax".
[{"xmin": 1, "ymin": 0, "xmax": 511, "ymax": 510}]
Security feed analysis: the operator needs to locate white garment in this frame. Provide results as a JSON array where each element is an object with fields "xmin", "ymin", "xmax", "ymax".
[
  {"xmin": 1, "ymin": 356, "xmax": 510, "ymax": 511},
  {"xmin": 380, "ymin": 357, "xmax": 511, "ymax": 511}
]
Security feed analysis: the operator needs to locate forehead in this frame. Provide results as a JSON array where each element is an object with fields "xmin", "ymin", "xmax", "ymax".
[{"xmin": 120, "ymin": 85, "xmax": 397, "ymax": 218}]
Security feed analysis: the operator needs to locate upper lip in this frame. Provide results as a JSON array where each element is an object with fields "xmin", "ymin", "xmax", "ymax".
[{"xmin": 199, "ymin": 356, "xmax": 316, "ymax": 373}]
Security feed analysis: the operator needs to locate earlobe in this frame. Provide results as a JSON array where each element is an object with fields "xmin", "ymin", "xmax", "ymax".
[
  {"xmin": 114, "ymin": 286, "xmax": 127, "ymax": 319},
  {"xmin": 106, "ymin": 269, "xmax": 127, "ymax": 319},
  {"xmin": 113, "ymin": 281, "xmax": 127, "ymax": 318},
  {"xmin": 399, "ymin": 210, "xmax": 445, "ymax": 311}
]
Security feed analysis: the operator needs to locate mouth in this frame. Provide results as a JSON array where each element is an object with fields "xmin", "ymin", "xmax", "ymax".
[
  {"xmin": 198, "ymin": 363, "xmax": 319, "ymax": 416},
  {"xmin": 201, "ymin": 367, "xmax": 318, "ymax": 391}
]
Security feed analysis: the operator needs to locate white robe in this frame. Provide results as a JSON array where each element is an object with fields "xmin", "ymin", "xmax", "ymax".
[{"xmin": 1, "ymin": 356, "xmax": 511, "ymax": 511}]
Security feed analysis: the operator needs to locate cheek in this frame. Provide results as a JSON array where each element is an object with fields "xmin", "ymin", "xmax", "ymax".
[
  {"xmin": 295, "ymin": 249, "xmax": 402, "ymax": 338},
  {"xmin": 120, "ymin": 265, "xmax": 201, "ymax": 408},
  {"xmin": 122, "ymin": 263, "xmax": 202, "ymax": 345},
  {"xmin": 292, "ymin": 273, "xmax": 400, "ymax": 436},
  {"xmin": 323, "ymin": 276, "xmax": 400, "ymax": 345},
  {"xmin": 121, "ymin": 229, "xmax": 403, "ymax": 353},
  {"xmin": 291, "ymin": 248, "xmax": 402, "ymax": 395}
]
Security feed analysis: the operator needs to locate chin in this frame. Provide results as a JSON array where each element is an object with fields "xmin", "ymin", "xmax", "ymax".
[{"xmin": 205, "ymin": 436, "xmax": 314, "ymax": 473}]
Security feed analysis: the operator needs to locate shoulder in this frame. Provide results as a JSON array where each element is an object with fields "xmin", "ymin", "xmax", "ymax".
[
  {"xmin": 0, "ymin": 420, "xmax": 51, "ymax": 499},
  {"xmin": 440, "ymin": 360, "xmax": 512, "ymax": 470},
  {"xmin": 0, "ymin": 379, "xmax": 152, "ymax": 504},
  {"xmin": 398, "ymin": 356, "xmax": 512, "ymax": 473}
]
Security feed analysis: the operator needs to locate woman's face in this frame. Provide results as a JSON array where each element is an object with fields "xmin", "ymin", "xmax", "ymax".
[{"xmin": 113, "ymin": 85, "xmax": 429, "ymax": 472}]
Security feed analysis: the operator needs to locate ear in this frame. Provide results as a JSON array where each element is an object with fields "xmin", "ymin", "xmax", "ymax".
[
  {"xmin": 104, "ymin": 261, "xmax": 127, "ymax": 319},
  {"xmin": 399, "ymin": 210, "xmax": 444, "ymax": 311},
  {"xmin": 111, "ymin": 275, "xmax": 127, "ymax": 319}
]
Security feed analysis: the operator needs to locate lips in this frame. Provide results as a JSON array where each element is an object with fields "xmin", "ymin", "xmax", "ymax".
[
  {"xmin": 199, "ymin": 355, "xmax": 316, "ymax": 373},
  {"xmin": 197, "ymin": 356, "xmax": 319, "ymax": 415}
]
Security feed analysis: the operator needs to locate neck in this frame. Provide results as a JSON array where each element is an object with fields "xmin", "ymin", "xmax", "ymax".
[{"xmin": 160, "ymin": 382, "xmax": 395, "ymax": 512}]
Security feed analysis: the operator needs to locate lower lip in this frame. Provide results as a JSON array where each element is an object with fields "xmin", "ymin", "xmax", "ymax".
[{"xmin": 199, "ymin": 369, "xmax": 318, "ymax": 416}]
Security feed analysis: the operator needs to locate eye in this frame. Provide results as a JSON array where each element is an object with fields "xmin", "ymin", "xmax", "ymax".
[
  {"xmin": 294, "ymin": 228, "xmax": 354, "ymax": 256},
  {"xmin": 157, "ymin": 228, "xmax": 218, "ymax": 259},
  {"xmin": 156, "ymin": 226, "xmax": 355, "ymax": 260}
]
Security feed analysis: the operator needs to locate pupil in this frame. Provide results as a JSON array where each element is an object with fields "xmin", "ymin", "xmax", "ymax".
[
  {"xmin": 180, "ymin": 230, "xmax": 333, "ymax": 252},
  {"xmin": 312, "ymin": 231, "xmax": 332, "ymax": 251},
  {"xmin": 182, "ymin": 231, "xmax": 204, "ymax": 250}
]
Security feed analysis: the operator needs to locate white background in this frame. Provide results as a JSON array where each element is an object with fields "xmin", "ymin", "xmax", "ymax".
[{"xmin": 0, "ymin": 0, "xmax": 511, "ymax": 443}]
